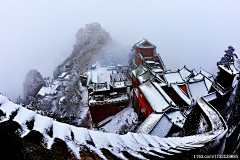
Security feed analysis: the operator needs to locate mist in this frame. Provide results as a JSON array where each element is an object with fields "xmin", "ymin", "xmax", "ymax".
[{"xmin": 0, "ymin": 0, "xmax": 240, "ymax": 101}]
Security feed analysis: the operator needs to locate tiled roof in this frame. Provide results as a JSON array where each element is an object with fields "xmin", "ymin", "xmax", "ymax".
[
  {"xmin": 188, "ymin": 80, "xmax": 209, "ymax": 101},
  {"xmin": 164, "ymin": 72, "xmax": 184, "ymax": 84},
  {"xmin": 204, "ymin": 77, "xmax": 213, "ymax": 91},
  {"xmin": 111, "ymin": 73, "xmax": 129, "ymax": 81},
  {"xmin": 189, "ymin": 73, "xmax": 204, "ymax": 82},
  {"xmin": 218, "ymin": 61, "xmax": 239, "ymax": 75},
  {"xmin": 139, "ymin": 80, "xmax": 175, "ymax": 113},
  {"xmin": 150, "ymin": 115, "xmax": 173, "ymax": 137},
  {"xmin": 153, "ymin": 82, "xmax": 176, "ymax": 105},
  {"xmin": 179, "ymin": 66, "xmax": 193, "ymax": 81},
  {"xmin": 137, "ymin": 70, "xmax": 155, "ymax": 83},
  {"xmin": 166, "ymin": 110, "xmax": 186, "ymax": 128},
  {"xmin": 136, "ymin": 113, "xmax": 163, "ymax": 134},
  {"xmin": 198, "ymin": 68, "xmax": 213, "ymax": 78},
  {"xmin": 132, "ymin": 64, "xmax": 148, "ymax": 78},
  {"xmin": 152, "ymin": 67, "xmax": 164, "ymax": 73},
  {"xmin": 135, "ymin": 38, "xmax": 156, "ymax": 49},
  {"xmin": 171, "ymin": 84, "xmax": 192, "ymax": 105}
]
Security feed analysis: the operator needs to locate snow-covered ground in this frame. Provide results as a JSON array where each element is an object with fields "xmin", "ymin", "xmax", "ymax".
[{"xmin": 100, "ymin": 106, "xmax": 138, "ymax": 134}]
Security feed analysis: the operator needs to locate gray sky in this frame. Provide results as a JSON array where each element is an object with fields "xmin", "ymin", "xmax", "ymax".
[{"xmin": 0, "ymin": 0, "xmax": 240, "ymax": 101}]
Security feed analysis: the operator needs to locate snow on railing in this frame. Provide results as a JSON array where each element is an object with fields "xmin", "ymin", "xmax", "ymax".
[{"xmin": 0, "ymin": 94, "xmax": 227, "ymax": 159}]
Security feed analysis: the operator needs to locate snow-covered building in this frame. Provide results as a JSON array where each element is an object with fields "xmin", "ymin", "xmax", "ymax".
[
  {"xmin": 134, "ymin": 39, "xmax": 166, "ymax": 70},
  {"xmin": 136, "ymin": 110, "xmax": 187, "ymax": 138},
  {"xmin": 131, "ymin": 64, "xmax": 148, "ymax": 88},
  {"xmin": 87, "ymin": 63, "xmax": 131, "ymax": 124},
  {"xmin": 138, "ymin": 80, "xmax": 176, "ymax": 117},
  {"xmin": 217, "ymin": 61, "xmax": 240, "ymax": 88},
  {"xmin": 37, "ymin": 81, "xmax": 61, "ymax": 98},
  {"xmin": 132, "ymin": 62, "xmax": 217, "ymax": 134},
  {"xmin": 170, "ymin": 83, "xmax": 192, "ymax": 106},
  {"xmin": 179, "ymin": 65, "xmax": 194, "ymax": 81}
]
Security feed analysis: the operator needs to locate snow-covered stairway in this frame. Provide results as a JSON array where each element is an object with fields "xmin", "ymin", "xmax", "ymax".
[{"xmin": 0, "ymin": 94, "xmax": 227, "ymax": 159}]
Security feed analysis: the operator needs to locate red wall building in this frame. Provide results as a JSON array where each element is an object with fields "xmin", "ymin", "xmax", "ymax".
[
  {"xmin": 138, "ymin": 89, "xmax": 152, "ymax": 118},
  {"xmin": 89, "ymin": 101, "xmax": 128, "ymax": 124}
]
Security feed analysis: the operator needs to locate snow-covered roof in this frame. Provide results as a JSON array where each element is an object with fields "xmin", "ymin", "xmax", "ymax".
[
  {"xmin": 211, "ymin": 82, "xmax": 231, "ymax": 96},
  {"xmin": 203, "ymin": 92, "xmax": 217, "ymax": 102},
  {"xmin": 179, "ymin": 66, "xmax": 193, "ymax": 81},
  {"xmin": 112, "ymin": 81, "xmax": 126, "ymax": 88},
  {"xmin": 192, "ymin": 69, "xmax": 198, "ymax": 76},
  {"xmin": 139, "ymin": 80, "xmax": 175, "ymax": 113},
  {"xmin": 171, "ymin": 84, "xmax": 192, "ymax": 105},
  {"xmin": 150, "ymin": 115, "xmax": 173, "ymax": 138},
  {"xmin": 189, "ymin": 73, "xmax": 204, "ymax": 82},
  {"xmin": 89, "ymin": 94, "xmax": 129, "ymax": 106},
  {"xmin": 93, "ymin": 82, "xmax": 110, "ymax": 92},
  {"xmin": 188, "ymin": 80, "xmax": 209, "ymax": 101},
  {"xmin": 136, "ymin": 113, "xmax": 163, "ymax": 134},
  {"xmin": 146, "ymin": 60, "xmax": 155, "ymax": 64},
  {"xmin": 111, "ymin": 73, "xmax": 128, "ymax": 82},
  {"xmin": 135, "ymin": 39, "xmax": 156, "ymax": 49},
  {"xmin": 152, "ymin": 67, "xmax": 164, "ymax": 73},
  {"xmin": 132, "ymin": 64, "xmax": 148, "ymax": 78},
  {"xmin": 137, "ymin": 70, "xmax": 155, "ymax": 84},
  {"xmin": 38, "ymin": 87, "xmax": 52, "ymax": 96},
  {"xmin": 38, "ymin": 81, "xmax": 60, "ymax": 96},
  {"xmin": 164, "ymin": 72, "xmax": 184, "ymax": 84},
  {"xmin": 153, "ymin": 82, "xmax": 176, "ymax": 105},
  {"xmin": 88, "ymin": 63, "xmax": 113, "ymax": 85},
  {"xmin": 204, "ymin": 77, "xmax": 213, "ymax": 91},
  {"xmin": 218, "ymin": 62, "xmax": 239, "ymax": 75},
  {"xmin": 198, "ymin": 68, "xmax": 213, "ymax": 78},
  {"xmin": 91, "ymin": 69, "xmax": 98, "ymax": 83},
  {"xmin": 166, "ymin": 111, "xmax": 186, "ymax": 128},
  {"xmin": 155, "ymin": 53, "xmax": 167, "ymax": 70}
]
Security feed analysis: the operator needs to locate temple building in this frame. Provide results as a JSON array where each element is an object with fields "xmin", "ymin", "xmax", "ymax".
[
  {"xmin": 134, "ymin": 39, "xmax": 166, "ymax": 71},
  {"xmin": 87, "ymin": 63, "xmax": 131, "ymax": 124}
]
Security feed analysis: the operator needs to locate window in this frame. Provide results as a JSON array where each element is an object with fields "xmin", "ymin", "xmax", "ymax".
[
  {"xmin": 145, "ymin": 101, "xmax": 148, "ymax": 106},
  {"xmin": 106, "ymin": 106, "xmax": 110, "ymax": 109},
  {"xmin": 94, "ymin": 107, "xmax": 98, "ymax": 110}
]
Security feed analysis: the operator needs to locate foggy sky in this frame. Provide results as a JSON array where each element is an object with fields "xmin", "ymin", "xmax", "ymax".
[{"xmin": 1, "ymin": 0, "xmax": 240, "ymax": 101}]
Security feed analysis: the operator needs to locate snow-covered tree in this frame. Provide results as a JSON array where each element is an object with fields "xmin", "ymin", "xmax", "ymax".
[{"xmin": 218, "ymin": 46, "xmax": 238, "ymax": 64}]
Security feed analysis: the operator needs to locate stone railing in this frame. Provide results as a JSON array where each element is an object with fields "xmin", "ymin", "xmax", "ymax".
[{"xmin": 0, "ymin": 93, "xmax": 227, "ymax": 159}]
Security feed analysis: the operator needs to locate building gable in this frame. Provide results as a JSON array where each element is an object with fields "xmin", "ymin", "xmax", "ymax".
[{"xmin": 135, "ymin": 39, "xmax": 156, "ymax": 49}]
